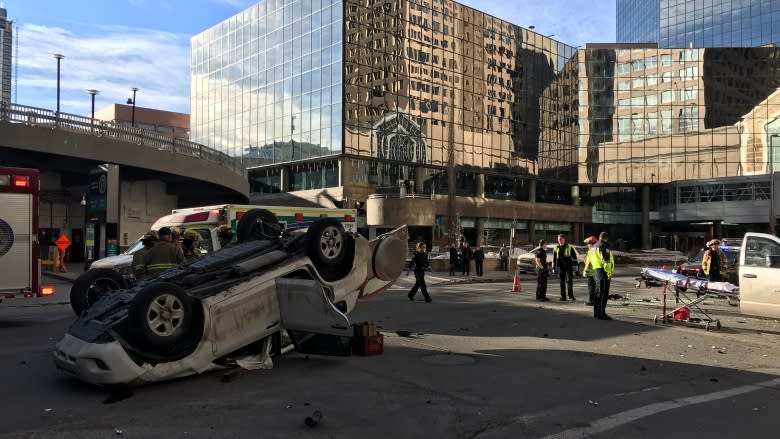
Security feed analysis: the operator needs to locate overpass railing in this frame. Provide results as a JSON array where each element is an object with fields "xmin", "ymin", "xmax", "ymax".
[{"xmin": 0, "ymin": 102, "xmax": 245, "ymax": 176}]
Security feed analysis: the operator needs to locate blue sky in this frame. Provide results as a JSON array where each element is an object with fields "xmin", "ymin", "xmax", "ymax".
[{"xmin": 4, "ymin": 0, "xmax": 615, "ymax": 116}]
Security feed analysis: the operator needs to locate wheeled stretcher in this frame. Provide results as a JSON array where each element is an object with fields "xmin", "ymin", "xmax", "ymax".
[{"xmin": 636, "ymin": 267, "xmax": 740, "ymax": 331}]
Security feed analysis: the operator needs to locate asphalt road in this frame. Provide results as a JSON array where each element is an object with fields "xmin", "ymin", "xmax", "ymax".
[{"xmin": 0, "ymin": 275, "xmax": 778, "ymax": 438}]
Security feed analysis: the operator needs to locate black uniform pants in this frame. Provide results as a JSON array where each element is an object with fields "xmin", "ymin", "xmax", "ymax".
[
  {"xmin": 536, "ymin": 270, "xmax": 548, "ymax": 300},
  {"xmin": 594, "ymin": 269, "xmax": 610, "ymax": 318},
  {"xmin": 500, "ymin": 257, "xmax": 509, "ymax": 271},
  {"xmin": 475, "ymin": 261, "xmax": 484, "ymax": 276},
  {"xmin": 587, "ymin": 275, "xmax": 596, "ymax": 304},
  {"xmin": 449, "ymin": 262, "xmax": 457, "ymax": 276},
  {"xmin": 462, "ymin": 260, "xmax": 471, "ymax": 275},
  {"xmin": 408, "ymin": 270, "xmax": 431, "ymax": 301},
  {"xmin": 559, "ymin": 268, "xmax": 574, "ymax": 299}
]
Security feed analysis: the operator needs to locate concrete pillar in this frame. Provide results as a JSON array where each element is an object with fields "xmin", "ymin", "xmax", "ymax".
[
  {"xmin": 339, "ymin": 158, "xmax": 350, "ymax": 188},
  {"xmin": 415, "ymin": 167, "xmax": 426, "ymax": 194},
  {"xmin": 476, "ymin": 174, "xmax": 485, "ymax": 198},
  {"xmin": 528, "ymin": 179, "xmax": 537, "ymax": 203},
  {"xmin": 529, "ymin": 220, "xmax": 536, "ymax": 245},
  {"xmin": 713, "ymin": 220, "xmax": 722, "ymax": 240},
  {"xmin": 476, "ymin": 217, "xmax": 485, "ymax": 246},
  {"xmin": 280, "ymin": 166, "xmax": 290, "ymax": 192},
  {"xmin": 641, "ymin": 185, "xmax": 651, "ymax": 249}
]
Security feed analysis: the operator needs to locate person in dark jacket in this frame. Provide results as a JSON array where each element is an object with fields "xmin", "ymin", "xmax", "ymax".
[
  {"xmin": 553, "ymin": 234, "xmax": 578, "ymax": 301},
  {"xmin": 144, "ymin": 226, "xmax": 185, "ymax": 277},
  {"xmin": 448, "ymin": 244, "xmax": 459, "ymax": 276},
  {"xmin": 535, "ymin": 240, "xmax": 550, "ymax": 301},
  {"xmin": 407, "ymin": 242, "xmax": 432, "ymax": 303},
  {"xmin": 461, "ymin": 242, "xmax": 473, "ymax": 276},
  {"xmin": 473, "ymin": 246, "xmax": 485, "ymax": 276}
]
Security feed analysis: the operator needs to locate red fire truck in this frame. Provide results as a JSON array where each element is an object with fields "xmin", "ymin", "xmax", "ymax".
[{"xmin": 0, "ymin": 167, "xmax": 55, "ymax": 303}]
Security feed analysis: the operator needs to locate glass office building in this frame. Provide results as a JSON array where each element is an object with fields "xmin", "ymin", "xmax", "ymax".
[
  {"xmin": 191, "ymin": 0, "xmax": 587, "ymax": 247},
  {"xmin": 617, "ymin": 0, "xmax": 780, "ymax": 48},
  {"xmin": 542, "ymin": 44, "xmax": 780, "ymax": 249}
]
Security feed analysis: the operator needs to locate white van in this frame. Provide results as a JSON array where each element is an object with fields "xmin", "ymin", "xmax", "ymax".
[{"xmin": 739, "ymin": 232, "xmax": 780, "ymax": 318}]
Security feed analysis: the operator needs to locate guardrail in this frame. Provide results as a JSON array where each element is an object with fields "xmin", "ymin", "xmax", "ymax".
[
  {"xmin": 0, "ymin": 102, "xmax": 245, "ymax": 176},
  {"xmin": 368, "ymin": 193, "xmax": 432, "ymax": 199}
]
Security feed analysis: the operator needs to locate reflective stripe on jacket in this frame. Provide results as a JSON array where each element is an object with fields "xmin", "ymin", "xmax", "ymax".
[{"xmin": 144, "ymin": 241, "xmax": 185, "ymax": 275}]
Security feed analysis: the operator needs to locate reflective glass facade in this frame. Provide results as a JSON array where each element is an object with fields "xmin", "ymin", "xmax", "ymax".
[
  {"xmin": 542, "ymin": 45, "xmax": 780, "ymax": 240},
  {"xmin": 617, "ymin": 0, "xmax": 780, "ymax": 48},
  {"xmin": 191, "ymin": 0, "xmax": 344, "ymax": 166},
  {"xmin": 342, "ymin": 0, "xmax": 575, "ymax": 190}
]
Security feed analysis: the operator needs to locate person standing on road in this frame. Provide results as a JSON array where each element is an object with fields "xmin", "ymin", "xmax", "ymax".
[
  {"xmin": 591, "ymin": 232, "xmax": 615, "ymax": 320},
  {"xmin": 449, "ymin": 243, "xmax": 459, "ymax": 276},
  {"xmin": 407, "ymin": 242, "xmax": 432, "ymax": 303},
  {"xmin": 132, "ymin": 231, "xmax": 158, "ymax": 280},
  {"xmin": 474, "ymin": 245, "xmax": 485, "ymax": 276},
  {"xmin": 535, "ymin": 240, "xmax": 550, "ymax": 301},
  {"xmin": 553, "ymin": 234, "xmax": 577, "ymax": 301},
  {"xmin": 144, "ymin": 226, "xmax": 185, "ymax": 277},
  {"xmin": 499, "ymin": 243, "xmax": 510, "ymax": 271},
  {"xmin": 581, "ymin": 236, "xmax": 598, "ymax": 306},
  {"xmin": 702, "ymin": 239, "xmax": 727, "ymax": 282},
  {"xmin": 461, "ymin": 242, "xmax": 473, "ymax": 276}
]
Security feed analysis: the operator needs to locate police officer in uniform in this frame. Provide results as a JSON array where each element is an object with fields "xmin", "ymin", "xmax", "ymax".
[
  {"xmin": 591, "ymin": 232, "xmax": 615, "ymax": 320},
  {"xmin": 144, "ymin": 226, "xmax": 185, "ymax": 277},
  {"xmin": 407, "ymin": 242, "xmax": 432, "ymax": 303},
  {"xmin": 535, "ymin": 240, "xmax": 551, "ymax": 301},
  {"xmin": 132, "ymin": 231, "xmax": 158, "ymax": 280},
  {"xmin": 581, "ymin": 236, "xmax": 598, "ymax": 306},
  {"xmin": 553, "ymin": 233, "xmax": 577, "ymax": 301}
]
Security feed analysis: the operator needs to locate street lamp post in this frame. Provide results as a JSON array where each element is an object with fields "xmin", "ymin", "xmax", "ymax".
[
  {"xmin": 53, "ymin": 53, "xmax": 64, "ymax": 114},
  {"xmin": 127, "ymin": 87, "xmax": 139, "ymax": 127},
  {"xmin": 87, "ymin": 89, "xmax": 99, "ymax": 130}
]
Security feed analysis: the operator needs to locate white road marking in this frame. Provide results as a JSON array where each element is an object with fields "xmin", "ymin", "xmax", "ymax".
[{"xmin": 542, "ymin": 377, "xmax": 780, "ymax": 439}]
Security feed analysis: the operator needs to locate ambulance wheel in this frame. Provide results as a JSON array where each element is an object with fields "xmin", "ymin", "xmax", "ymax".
[
  {"xmin": 128, "ymin": 282, "xmax": 193, "ymax": 349},
  {"xmin": 306, "ymin": 218, "xmax": 354, "ymax": 282},
  {"xmin": 70, "ymin": 269, "xmax": 129, "ymax": 316},
  {"xmin": 236, "ymin": 209, "xmax": 279, "ymax": 242}
]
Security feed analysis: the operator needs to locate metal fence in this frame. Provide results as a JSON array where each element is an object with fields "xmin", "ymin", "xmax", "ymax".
[{"xmin": 0, "ymin": 102, "xmax": 245, "ymax": 176}]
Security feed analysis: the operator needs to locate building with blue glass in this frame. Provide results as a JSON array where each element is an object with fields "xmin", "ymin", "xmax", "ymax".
[
  {"xmin": 617, "ymin": 0, "xmax": 780, "ymax": 48},
  {"xmin": 191, "ymin": 0, "xmax": 588, "ymax": 248}
]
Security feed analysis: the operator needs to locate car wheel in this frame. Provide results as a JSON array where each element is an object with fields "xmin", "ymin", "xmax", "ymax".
[
  {"xmin": 305, "ymin": 218, "xmax": 354, "ymax": 282},
  {"xmin": 236, "ymin": 208, "xmax": 279, "ymax": 242},
  {"xmin": 70, "ymin": 268, "xmax": 129, "ymax": 316},
  {"xmin": 128, "ymin": 282, "xmax": 193, "ymax": 349}
]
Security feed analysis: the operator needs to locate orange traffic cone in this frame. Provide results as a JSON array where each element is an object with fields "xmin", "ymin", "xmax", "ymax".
[{"xmin": 512, "ymin": 270, "xmax": 522, "ymax": 292}]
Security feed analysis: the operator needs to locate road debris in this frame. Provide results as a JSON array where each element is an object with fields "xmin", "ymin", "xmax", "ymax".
[
  {"xmin": 588, "ymin": 400, "xmax": 599, "ymax": 406},
  {"xmin": 115, "ymin": 429, "xmax": 123, "ymax": 436},
  {"xmin": 304, "ymin": 410, "xmax": 323, "ymax": 427}
]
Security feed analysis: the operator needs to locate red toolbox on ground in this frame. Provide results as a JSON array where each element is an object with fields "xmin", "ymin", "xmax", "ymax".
[{"xmin": 352, "ymin": 321, "xmax": 384, "ymax": 356}]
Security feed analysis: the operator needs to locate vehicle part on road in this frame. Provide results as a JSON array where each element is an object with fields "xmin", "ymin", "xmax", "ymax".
[
  {"xmin": 372, "ymin": 234, "xmax": 406, "ymax": 281},
  {"xmin": 236, "ymin": 208, "xmax": 281, "ymax": 242},
  {"xmin": 128, "ymin": 282, "xmax": 193, "ymax": 349},
  {"xmin": 304, "ymin": 410, "xmax": 323, "ymax": 427},
  {"xmin": 70, "ymin": 268, "xmax": 129, "ymax": 315}
]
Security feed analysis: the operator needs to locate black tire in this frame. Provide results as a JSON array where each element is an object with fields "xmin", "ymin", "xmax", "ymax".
[
  {"xmin": 236, "ymin": 209, "xmax": 279, "ymax": 242},
  {"xmin": 70, "ymin": 268, "xmax": 129, "ymax": 316},
  {"xmin": 128, "ymin": 282, "xmax": 193, "ymax": 349},
  {"xmin": 305, "ymin": 218, "xmax": 355, "ymax": 282}
]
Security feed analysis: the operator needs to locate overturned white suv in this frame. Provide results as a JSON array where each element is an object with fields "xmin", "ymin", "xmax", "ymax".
[{"xmin": 54, "ymin": 209, "xmax": 407, "ymax": 386}]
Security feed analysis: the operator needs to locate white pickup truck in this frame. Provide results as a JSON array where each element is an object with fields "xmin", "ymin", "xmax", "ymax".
[{"xmin": 738, "ymin": 232, "xmax": 780, "ymax": 319}]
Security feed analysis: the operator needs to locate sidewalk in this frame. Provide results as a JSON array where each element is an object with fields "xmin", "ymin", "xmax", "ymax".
[{"xmin": 42, "ymin": 263, "xmax": 85, "ymax": 283}]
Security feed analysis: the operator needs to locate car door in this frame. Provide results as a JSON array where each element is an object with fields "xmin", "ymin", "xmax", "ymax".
[
  {"xmin": 740, "ymin": 234, "xmax": 780, "ymax": 318},
  {"xmin": 275, "ymin": 278, "xmax": 353, "ymax": 356}
]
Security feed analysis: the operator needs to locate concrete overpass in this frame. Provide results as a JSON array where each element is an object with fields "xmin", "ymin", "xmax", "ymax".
[{"xmin": 0, "ymin": 103, "xmax": 248, "ymax": 260}]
